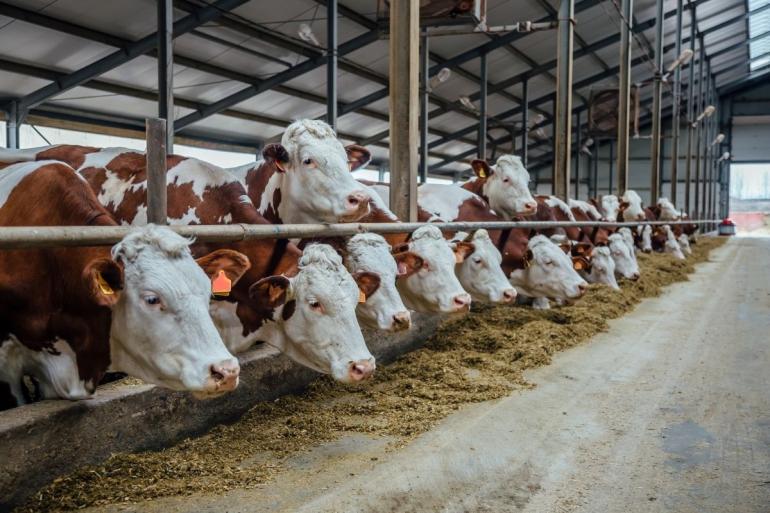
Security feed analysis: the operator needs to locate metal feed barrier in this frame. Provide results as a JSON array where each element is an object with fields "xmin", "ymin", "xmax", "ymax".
[{"xmin": 0, "ymin": 220, "xmax": 717, "ymax": 250}]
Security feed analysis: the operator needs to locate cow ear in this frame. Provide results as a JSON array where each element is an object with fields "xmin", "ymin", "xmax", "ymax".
[
  {"xmin": 393, "ymin": 251, "xmax": 423, "ymax": 278},
  {"xmin": 262, "ymin": 143, "xmax": 290, "ymax": 172},
  {"xmin": 452, "ymin": 241, "xmax": 475, "ymax": 263},
  {"xmin": 196, "ymin": 249, "xmax": 251, "ymax": 296},
  {"xmin": 249, "ymin": 275, "xmax": 291, "ymax": 308},
  {"xmin": 83, "ymin": 258, "xmax": 124, "ymax": 307},
  {"xmin": 345, "ymin": 144, "xmax": 371, "ymax": 171},
  {"xmin": 572, "ymin": 256, "xmax": 591, "ymax": 271},
  {"xmin": 619, "ymin": 201, "xmax": 630, "ymax": 211},
  {"xmin": 471, "ymin": 159, "xmax": 493, "ymax": 179},
  {"xmin": 589, "ymin": 197, "xmax": 600, "ymax": 208},
  {"xmin": 391, "ymin": 242, "xmax": 410, "ymax": 254},
  {"xmin": 352, "ymin": 271, "xmax": 381, "ymax": 302},
  {"xmin": 525, "ymin": 249, "xmax": 534, "ymax": 265}
]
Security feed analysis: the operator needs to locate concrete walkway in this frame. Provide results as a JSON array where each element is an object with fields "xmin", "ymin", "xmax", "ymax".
[{"xmin": 99, "ymin": 237, "xmax": 770, "ymax": 513}]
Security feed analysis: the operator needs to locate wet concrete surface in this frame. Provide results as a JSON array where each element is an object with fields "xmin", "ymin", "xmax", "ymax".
[{"xmin": 91, "ymin": 238, "xmax": 770, "ymax": 513}]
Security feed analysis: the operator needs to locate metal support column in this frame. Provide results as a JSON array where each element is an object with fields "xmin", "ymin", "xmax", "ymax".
[
  {"xmin": 592, "ymin": 139, "xmax": 599, "ymax": 198},
  {"xmin": 575, "ymin": 110, "xmax": 581, "ymax": 199},
  {"xmin": 479, "ymin": 52, "xmax": 488, "ymax": 160},
  {"xmin": 157, "ymin": 0, "xmax": 174, "ymax": 151},
  {"xmin": 670, "ymin": 0, "xmax": 684, "ymax": 203},
  {"xmin": 326, "ymin": 0, "xmax": 338, "ymax": 130},
  {"xmin": 616, "ymin": 0, "xmax": 634, "ymax": 195},
  {"xmin": 419, "ymin": 33, "xmax": 429, "ymax": 183},
  {"xmin": 721, "ymin": 98, "xmax": 733, "ymax": 218},
  {"xmin": 554, "ymin": 0, "xmax": 574, "ymax": 200},
  {"xmin": 521, "ymin": 78, "xmax": 529, "ymax": 166},
  {"xmin": 608, "ymin": 140, "xmax": 614, "ymax": 195},
  {"xmin": 4, "ymin": 101, "xmax": 23, "ymax": 149},
  {"xmin": 704, "ymin": 84, "xmax": 712, "ymax": 222},
  {"xmin": 693, "ymin": 40, "xmax": 705, "ymax": 218},
  {"xmin": 684, "ymin": 10, "xmax": 697, "ymax": 214},
  {"xmin": 146, "ymin": 118, "xmax": 168, "ymax": 225},
  {"xmin": 388, "ymin": 0, "xmax": 419, "ymax": 221},
  {"xmin": 650, "ymin": 0, "xmax": 665, "ymax": 204}
]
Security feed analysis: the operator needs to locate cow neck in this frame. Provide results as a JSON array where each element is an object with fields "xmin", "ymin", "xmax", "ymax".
[
  {"xmin": 245, "ymin": 160, "xmax": 283, "ymax": 224},
  {"xmin": 36, "ymin": 144, "xmax": 100, "ymax": 169},
  {"xmin": 461, "ymin": 178, "xmax": 488, "ymax": 204}
]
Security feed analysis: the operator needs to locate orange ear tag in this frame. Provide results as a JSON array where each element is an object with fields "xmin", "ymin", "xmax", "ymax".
[
  {"xmin": 212, "ymin": 270, "xmax": 232, "ymax": 297},
  {"xmin": 95, "ymin": 271, "xmax": 114, "ymax": 296},
  {"xmin": 358, "ymin": 289, "xmax": 367, "ymax": 303}
]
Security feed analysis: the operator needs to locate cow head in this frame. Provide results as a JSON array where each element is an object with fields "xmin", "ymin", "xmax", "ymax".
[
  {"xmin": 620, "ymin": 190, "xmax": 646, "ymax": 222},
  {"xmin": 608, "ymin": 233, "xmax": 640, "ymax": 280},
  {"xmin": 102, "ymin": 225, "xmax": 244, "ymax": 398},
  {"xmin": 453, "ymin": 230, "xmax": 516, "ymax": 304},
  {"xmin": 509, "ymin": 235, "xmax": 588, "ymax": 301},
  {"xmin": 471, "ymin": 155, "xmax": 537, "ymax": 217},
  {"xmin": 656, "ymin": 197, "xmax": 681, "ymax": 221},
  {"xmin": 249, "ymin": 244, "xmax": 376, "ymax": 383},
  {"xmin": 395, "ymin": 225, "xmax": 472, "ymax": 313},
  {"xmin": 677, "ymin": 233, "xmax": 692, "ymax": 256},
  {"xmin": 264, "ymin": 119, "xmax": 372, "ymax": 223},
  {"xmin": 345, "ymin": 233, "xmax": 413, "ymax": 331},
  {"xmin": 591, "ymin": 195, "xmax": 621, "ymax": 221},
  {"xmin": 583, "ymin": 246, "xmax": 619, "ymax": 290},
  {"xmin": 661, "ymin": 225, "xmax": 686, "ymax": 260}
]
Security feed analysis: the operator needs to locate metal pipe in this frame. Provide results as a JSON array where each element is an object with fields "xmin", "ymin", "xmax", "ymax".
[
  {"xmin": 0, "ymin": 219, "xmax": 720, "ymax": 250},
  {"xmin": 703, "ymin": 84, "xmax": 712, "ymax": 223},
  {"xmin": 5, "ymin": 101, "xmax": 19, "ymax": 149},
  {"xmin": 146, "ymin": 118, "xmax": 168, "ymax": 225},
  {"xmin": 388, "ymin": 0, "xmax": 419, "ymax": 221},
  {"xmin": 326, "ymin": 0, "xmax": 338, "ymax": 130},
  {"xmin": 670, "ymin": 0, "xmax": 684, "ymax": 203},
  {"xmin": 684, "ymin": 9, "xmax": 696, "ymax": 214},
  {"xmin": 592, "ymin": 139, "xmax": 599, "ymax": 198},
  {"xmin": 609, "ymin": 140, "xmax": 614, "ymax": 195},
  {"xmin": 693, "ymin": 39, "xmax": 705, "ymax": 218},
  {"xmin": 553, "ymin": 0, "xmax": 575, "ymax": 200},
  {"xmin": 521, "ymin": 78, "xmax": 529, "ymax": 166},
  {"xmin": 616, "ymin": 0, "xmax": 633, "ymax": 195},
  {"xmin": 419, "ymin": 33, "xmax": 429, "ymax": 183},
  {"xmin": 479, "ymin": 52, "xmax": 488, "ymax": 159},
  {"xmin": 575, "ymin": 110, "xmax": 581, "ymax": 199},
  {"xmin": 649, "ymin": 0, "xmax": 664, "ymax": 205},
  {"xmin": 157, "ymin": 0, "xmax": 174, "ymax": 151}
]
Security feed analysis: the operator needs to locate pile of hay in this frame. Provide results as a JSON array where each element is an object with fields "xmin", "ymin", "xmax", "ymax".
[{"xmin": 19, "ymin": 237, "xmax": 725, "ymax": 512}]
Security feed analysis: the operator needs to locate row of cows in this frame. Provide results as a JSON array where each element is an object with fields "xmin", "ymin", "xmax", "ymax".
[{"xmin": 0, "ymin": 119, "xmax": 697, "ymax": 410}]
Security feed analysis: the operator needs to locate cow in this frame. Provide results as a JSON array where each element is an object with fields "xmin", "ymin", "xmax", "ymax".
[
  {"xmin": 590, "ymin": 194, "xmax": 622, "ymax": 221},
  {"xmin": 450, "ymin": 230, "xmax": 517, "ymax": 304},
  {"xmin": 617, "ymin": 190, "xmax": 686, "ymax": 256},
  {"xmin": 462, "ymin": 155, "xmax": 538, "ymax": 218},
  {"xmin": 608, "ymin": 232, "xmax": 640, "ymax": 280},
  {"xmin": 227, "ymin": 119, "xmax": 372, "ymax": 224},
  {"xmin": 509, "ymin": 235, "xmax": 588, "ymax": 310},
  {"xmin": 569, "ymin": 198, "xmax": 613, "ymax": 246},
  {"xmin": 0, "ymin": 161, "xmax": 247, "ymax": 407},
  {"xmin": 654, "ymin": 198, "xmax": 694, "ymax": 254},
  {"xmin": 549, "ymin": 234, "xmax": 616, "ymax": 289},
  {"xmin": 659, "ymin": 225, "xmax": 686, "ymax": 260},
  {"xmin": 0, "ymin": 145, "xmax": 378, "ymax": 383}
]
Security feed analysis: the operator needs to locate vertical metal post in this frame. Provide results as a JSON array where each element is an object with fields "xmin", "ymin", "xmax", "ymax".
[
  {"xmin": 722, "ymin": 98, "xmax": 733, "ymax": 218},
  {"xmin": 554, "ymin": 0, "xmax": 574, "ymax": 200},
  {"xmin": 649, "ymin": 0, "xmax": 664, "ymax": 205},
  {"xmin": 479, "ymin": 52, "xmax": 488, "ymax": 160},
  {"xmin": 592, "ymin": 139, "xmax": 599, "ymax": 198},
  {"xmin": 616, "ymin": 0, "xmax": 634, "ymax": 195},
  {"xmin": 693, "ymin": 41, "xmax": 705, "ymax": 219},
  {"xmin": 5, "ymin": 101, "xmax": 20, "ymax": 149},
  {"xmin": 157, "ymin": 0, "xmax": 174, "ymax": 152},
  {"xmin": 521, "ymin": 78, "xmax": 529, "ymax": 166},
  {"xmin": 327, "ymin": 0, "xmax": 338, "ymax": 130},
  {"xmin": 419, "ymin": 33, "xmax": 429, "ymax": 183},
  {"xmin": 608, "ymin": 140, "xmax": 614, "ymax": 195},
  {"xmin": 670, "ymin": 0, "xmax": 684, "ymax": 203},
  {"xmin": 704, "ymin": 85, "xmax": 712, "ymax": 222},
  {"xmin": 684, "ymin": 10, "xmax": 696, "ymax": 215},
  {"xmin": 388, "ymin": 0, "xmax": 419, "ymax": 221},
  {"xmin": 146, "ymin": 118, "xmax": 168, "ymax": 225},
  {"xmin": 575, "ymin": 110, "xmax": 581, "ymax": 199}
]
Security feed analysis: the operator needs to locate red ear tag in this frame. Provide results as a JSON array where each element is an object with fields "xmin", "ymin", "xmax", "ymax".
[
  {"xmin": 358, "ymin": 289, "xmax": 367, "ymax": 303},
  {"xmin": 212, "ymin": 270, "xmax": 232, "ymax": 296},
  {"xmin": 95, "ymin": 271, "xmax": 114, "ymax": 296}
]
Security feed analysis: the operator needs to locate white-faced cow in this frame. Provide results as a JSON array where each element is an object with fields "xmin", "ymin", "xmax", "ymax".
[
  {"xmin": 0, "ymin": 161, "xmax": 246, "ymax": 407},
  {"xmin": 450, "ymin": 230, "xmax": 517, "ymax": 304},
  {"xmin": 228, "ymin": 119, "xmax": 372, "ymax": 224},
  {"xmin": 462, "ymin": 155, "xmax": 538, "ymax": 218},
  {"xmin": 608, "ymin": 232, "xmax": 640, "ymax": 280}
]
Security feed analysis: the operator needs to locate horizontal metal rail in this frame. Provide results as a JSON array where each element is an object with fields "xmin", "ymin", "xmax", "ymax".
[{"xmin": 0, "ymin": 220, "xmax": 717, "ymax": 250}]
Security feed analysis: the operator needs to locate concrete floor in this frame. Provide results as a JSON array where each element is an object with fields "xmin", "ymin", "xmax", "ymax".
[{"xmin": 98, "ymin": 237, "xmax": 770, "ymax": 513}]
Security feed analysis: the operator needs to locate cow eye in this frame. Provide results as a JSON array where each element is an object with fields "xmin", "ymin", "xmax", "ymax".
[
  {"xmin": 143, "ymin": 294, "xmax": 162, "ymax": 307},
  {"xmin": 303, "ymin": 158, "xmax": 313, "ymax": 166},
  {"xmin": 544, "ymin": 259, "xmax": 554, "ymax": 266},
  {"xmin": 309, "ymin": 300, "xmax": 322, "ymax": 310},
  {"xmin": 472, "ymin": 256, "xmax": 482, "ymax": 264},
  {"xmin": 502, "ymin": 178, "xmax": 510, "ymax": 183}
]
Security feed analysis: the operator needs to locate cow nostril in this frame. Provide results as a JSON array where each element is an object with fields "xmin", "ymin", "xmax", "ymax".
[
  {"xmin": 503, "ymin": 289, "xmax": 516, "ymax": 302},
  {"xmin": 209, "ymin": 365, "xmax": 225, "ymax": 383},
  {"xmin": 393, "ymin": 311, "xmax": 411, "ymax": 327},
  {"xmin": 348, "ymin": 360, "xmax": 375, "ymax": 381}
]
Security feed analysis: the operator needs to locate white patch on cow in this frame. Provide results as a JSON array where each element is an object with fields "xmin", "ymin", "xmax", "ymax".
[
  {"xmin": 274, "ymin": 120, "xmax": 371, "ymax": 223},
  {"xmin": 419, "ymin": 183, "xmax": 480, "ymax": 221},
  {"xmin": 34, "ymin": 338, "xmax": 92, "ymax": 400},
  {"xmin": 226, "ymin": 161, "xmax": 259, "ymax": 186},
  {"xmin": 0, "ymin": 160, "xmax": 63, "ymax": 208},
  {"xmin": 621, "ymin": 190, "xmax": 646, "ymax": 221},
  {"xmin": 172, "ymin": 206, "xmax": 200, "ymax": 225},
  {"xmin": 656, "ymin": 197, "xmax": 681, "ymax": 221},
  {"xmin": 0, "ymin": 145, "xmax": 59, "ymax": 163},
  {"xmin": 677, "ymin": 233, "xmax": 692, "ymax": 255},
  {"xmin": 475, "ymin": 154, "xmax": 536, "ymax": 218},
  {"xmin": 640, "ymin": 225, "xmax": 653, "ymax": 252},
  {"xmin": 107, "ymin": 225, "xmax": 239, "ymax": 395},
  {"xmin": 600, "ymin": 195, "xmax": 621, "ymax": 221},
  {"xmin": 608, "ymin": 233, "xmax": 639, "ymax": 280},
  {"xmin": 239, "ymin": 195, "xmax": 252, "ymax": 205},
  {"xmin": 346, "ymin": 233, "xmax": 410, "ymax": 331},
  {"xmin": 568, "ymin": 198, "xmax": 603, "ymax": 220},
  {"xmin": 452, "ymin": 230, "xmax": 516, "ymax": 303},
  {"xmin": 545, "ymin": 195, "xmax": 576, "ymax": 221},
  {"xmin": 397, "ymin": 225, "xmax": 471, "ymax": 313},
  {"xmin": 257, "ymin": 172, "xmax": 281, "ymax": 216},
  {"xmin": 0, "ymin": 337, "xmax": 27, "ymax": 406},
  {"xmin": 509, "ymin": 235, "xmax": 587, "ymax": 304},
  {"xmin": 617, "ymin": 227, "xmax": 637, "ymax": 257},
  {"xmin": 218, "ymin": 213, "xmax": 233, "ymax": 224},
  {"xmin": 97, "ymin": 169, "xmax": 143, "ymax": 211},
  {"xmin": 585, "ymin": 246, "xmax": 619, "ymax": 290},
  {"xmin": 167, "ymin": 158, "xmax": 236, "ymax": 198},
  {"xmin": 662, "ymin": 225, "xmax": 686, "ymax": 259}
]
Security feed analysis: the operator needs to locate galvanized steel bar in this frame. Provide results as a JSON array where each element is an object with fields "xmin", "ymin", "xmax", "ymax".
[
  {"xmin": 650, "ymin": 0, "xmax": 664, "ymax": 205},
  {"xmin": 0, "ymin": 219, "xmax": 720, "ymax": 250},
  {"xmin": 5, "ymin": 101, "xmax": 20, "ymax": 150},
  {"xmin": 521, "ymin": 78, "xmax": 529, "ymax": 167},
  {"xmin": 479, "ymin": 52, "xmax": 488, "ymax": 160},
  {"xmin": 616, "ymin": 0, "xmax": 633, "ymax": 196},
  {"xmin": 419, "ymin": 33, "xmax": 429, "ymax": 184},
  {"xmin": 553, "ymin": 0, "xmax": 575, "ymax": 200},
  {"xmin": 326, "ymin": 0, "xmax": 338, "ymax": 130},
  {"xmin": 388, "ymin": 0, "xmax": 419, "ymax": 221},
  {"xmin": 670, "ymin": 0, "xmax": 684, "ymax": 203},
  {"xmin": 157, "ymin": 0, "xmax": 174, "ymax": 151},
  {"xmin": 609, "ymin": 140, "xmax": 614, "ymax": 194},
  {"xmin": 146, "ymin": 118, "xmax": 168, "ymax": 225},
  {"xmin": 575, "ymin": 110, "xmax": 581, "ymax": 199},
  {"xmin": 693, "ymin": 39, "xmax": 705, "ymax": 218},
  {"xmin": 684, "ymin": 10, "xmax": 697, "ymax": 215}
]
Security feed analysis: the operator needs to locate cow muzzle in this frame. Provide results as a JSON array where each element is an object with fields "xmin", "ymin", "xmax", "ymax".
[
  {"xmin": 452, "ymin": 293, "xmax": 472, "ymax": 312},
  {"xmin": 341, "ymin": 191, "xmax": 371, "ymax": 221},
  {"xmin": 520, "ymin": 201, "xmax": 538, "ymax": 215},
  {"xmin": 348, "ymin": 359, "xmax": 376, "ymax": 382},
  {"xmin": 206, "ymin": 359, "xmax": 240, "ymax": 393},
  {"xmin": 391, "ymin": 311, "xmax": 412, "ymax": 331}
]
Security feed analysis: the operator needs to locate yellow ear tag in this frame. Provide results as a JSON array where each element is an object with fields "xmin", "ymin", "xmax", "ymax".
[
  {"xmin": 478, "ymin": 169, "xmax": 486, "ymax": 178},
  {"xmin": 95, "ymin": 271, "xmax": 114, "ymax": 296},
  {"xmin": 358, "ymin": 289, "xmax": 367, "ymax": 303},
  {"xmin": 573, "ymin": 260, "xmax": 584, "ymax": 271},
  {"xmin": 212, "ymin": 270, "xmax": 232, "ymax": 297}
]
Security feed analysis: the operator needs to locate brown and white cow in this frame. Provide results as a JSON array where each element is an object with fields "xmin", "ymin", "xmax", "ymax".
[
  {"xmin": 227, "ymin": 119, "xmax": 372, "ymax": 224},
  {"xmin": 463, "ymin": 155, "xmax": 538, "ymax": 218},
  {"xmin": 0, "ymin": 146, "xmax": 378, "ymax": 383},
  {"xmin": 0, "ymin": 161, "xmax": 246, "ymax": 407}
]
